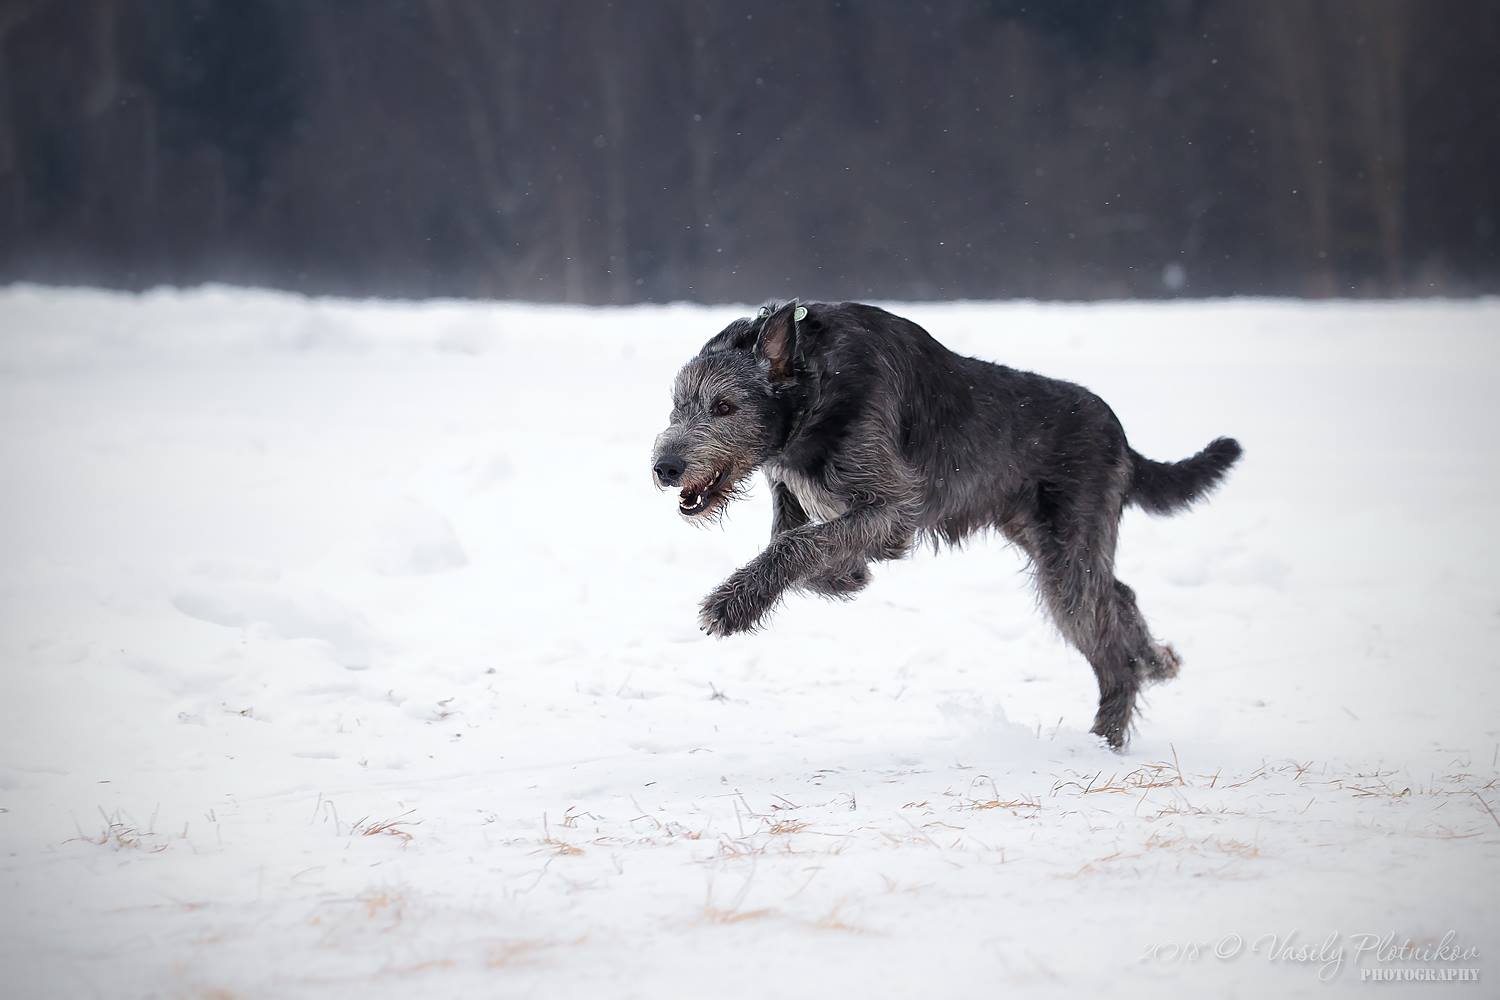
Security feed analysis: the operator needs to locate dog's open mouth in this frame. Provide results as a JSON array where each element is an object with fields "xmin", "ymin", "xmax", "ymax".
[{"xmin": 678, "ymin": 467, "xmax": 730, "ymax": 517}]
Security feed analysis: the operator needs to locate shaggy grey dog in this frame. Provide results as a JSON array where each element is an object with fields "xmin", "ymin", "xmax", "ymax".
[{"xmin": 651, "ymin": 301, "xmax": 1241, "ymax": 748}]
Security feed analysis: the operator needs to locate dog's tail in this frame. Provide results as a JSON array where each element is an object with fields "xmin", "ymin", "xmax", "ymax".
[{"xmin": 1127, "ymin": 437, "xmax": 1242, "ymax": 515}]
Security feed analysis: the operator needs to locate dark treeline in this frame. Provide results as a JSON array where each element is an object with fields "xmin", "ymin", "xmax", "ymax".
[{"xmin": 1, "ymin": 0, "xmax": 1496, "ymax": 303}]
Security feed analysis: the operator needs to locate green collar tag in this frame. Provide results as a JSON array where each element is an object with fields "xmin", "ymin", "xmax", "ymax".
[{"xmin": 758, "ymin": 304, "xmax": 807, "ymax": 322}]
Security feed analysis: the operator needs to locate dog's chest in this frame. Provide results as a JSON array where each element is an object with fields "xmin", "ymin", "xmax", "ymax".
[{"xmin": 766, "ymin": 463, "xmax": 847, "ymax": 522}]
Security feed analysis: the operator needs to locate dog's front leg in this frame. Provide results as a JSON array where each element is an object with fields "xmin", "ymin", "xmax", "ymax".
[
  {"xmin": 696, "ymin": 484, "xmax": 806, "ymax": 638},
  {"xmin": 770, "ymin": 482, "xmax": 868, "ymax": 598},
  {"xmin": 699, "ymin": 503, "xmax": 911, "ymax": 637},
  {"xmin": 770, "ymin": 481, "xmax": 809, "ymax": 538}
]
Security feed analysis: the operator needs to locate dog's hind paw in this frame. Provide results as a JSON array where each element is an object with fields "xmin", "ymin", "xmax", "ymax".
[
  {"xmin": 1090, "ymin": 717, "xmax": 1129, "ymax": 752},
  {"xmin": 1145, "ymin": 642, "xmax": 1181, "ymax": 682}
]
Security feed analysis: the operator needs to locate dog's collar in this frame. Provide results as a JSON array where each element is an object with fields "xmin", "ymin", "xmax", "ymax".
[{"xmin": 756, "ymin": 304, "xmax": 808, "ymax": 323}]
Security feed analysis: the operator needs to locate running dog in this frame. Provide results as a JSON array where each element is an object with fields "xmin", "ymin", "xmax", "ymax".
[{"xmin": 651, "ymin": 301, "xmax": 1240, "ymax": 748}]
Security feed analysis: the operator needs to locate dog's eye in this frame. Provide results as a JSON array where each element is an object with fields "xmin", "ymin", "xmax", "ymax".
[{"xmin": 714, "ymin": 399, "xmax": 735, "ymax": 417}]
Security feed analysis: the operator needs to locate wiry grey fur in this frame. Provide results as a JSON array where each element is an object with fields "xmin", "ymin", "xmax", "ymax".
[{"xmin": 651, "ymin": 300, "xmax": 1241, "ymax": 749}]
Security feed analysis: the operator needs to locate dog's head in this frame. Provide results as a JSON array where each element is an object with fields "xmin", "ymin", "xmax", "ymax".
[{"xmin": 651, "ymin": 300, "xmax": 804, "ymax": 521}]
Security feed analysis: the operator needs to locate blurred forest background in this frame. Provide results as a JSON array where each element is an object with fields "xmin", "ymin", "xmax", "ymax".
[{"xmin": 1, "ymin": 0, "xmax": 1496, "ymax": 303}]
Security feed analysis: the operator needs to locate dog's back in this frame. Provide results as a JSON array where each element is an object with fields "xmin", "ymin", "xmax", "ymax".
[{"xmin": 793, "ymin": 303, "xmax": 1238, "ymax": 537}]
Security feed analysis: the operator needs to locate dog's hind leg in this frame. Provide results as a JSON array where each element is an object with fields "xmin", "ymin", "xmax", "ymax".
[
  {"xmin": 1083, "ymin": 576, "xmax": 1181, "ymax": 748},
  {"xmin": 1013, "ymin": 484, "xmax": 1168, "ymax": 750},
  {"xmin": 1035, "ymin": 545, "xmax": 1139, "ymax": 749},
  {"xmin": 1114, "ymin": 580, "xmax": 1180, "ymax": 683}
]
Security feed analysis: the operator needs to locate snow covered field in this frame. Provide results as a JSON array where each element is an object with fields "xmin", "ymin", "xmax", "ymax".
[{"xmin": 1, "ymin": 287, "xmax": 1497, "ymax": 998}]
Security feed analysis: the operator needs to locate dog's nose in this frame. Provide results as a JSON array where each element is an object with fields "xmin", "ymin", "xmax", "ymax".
[{"xmin": 654, "ymin": 455, "xmax": 685, "ymax": 487}]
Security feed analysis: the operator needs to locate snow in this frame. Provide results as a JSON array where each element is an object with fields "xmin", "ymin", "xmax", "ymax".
[{"xmin": 1, "ymin": 286, "xmax": 1497, "ymax": 998}]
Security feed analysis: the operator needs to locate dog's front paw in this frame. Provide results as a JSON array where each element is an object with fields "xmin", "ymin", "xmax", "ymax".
[
  {"xmin": 803, "ymin": 563, "xmax": 870, "ymax": 599},
  {"xmin": 698, "ymin": 571, "xmax": 778, "ymax": 637}
]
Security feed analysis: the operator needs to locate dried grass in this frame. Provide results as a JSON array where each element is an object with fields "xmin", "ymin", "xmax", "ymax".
[
  {"xmin": 766, "ymin": 818, "xmax": 809, "ymax": 835},
  {"xmin": 69, "ymin": 808, "xmax": 168, "ymax": 853},
  {"xmin": 532, "ymin": 812, "xmax": 585, "ymax": 856},
  {"xmin": 350, "ymin": 809, "xmax": 421, "ymax": 847},
  {"xmin": 702, "ymin": 905, "xmax": 775, "ymax": 924}
]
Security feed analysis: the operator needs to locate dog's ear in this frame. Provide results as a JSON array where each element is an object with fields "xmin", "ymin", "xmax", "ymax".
[{"xmin": 755, "ymin": 300, "xmax": 801, "ymax": 381}]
